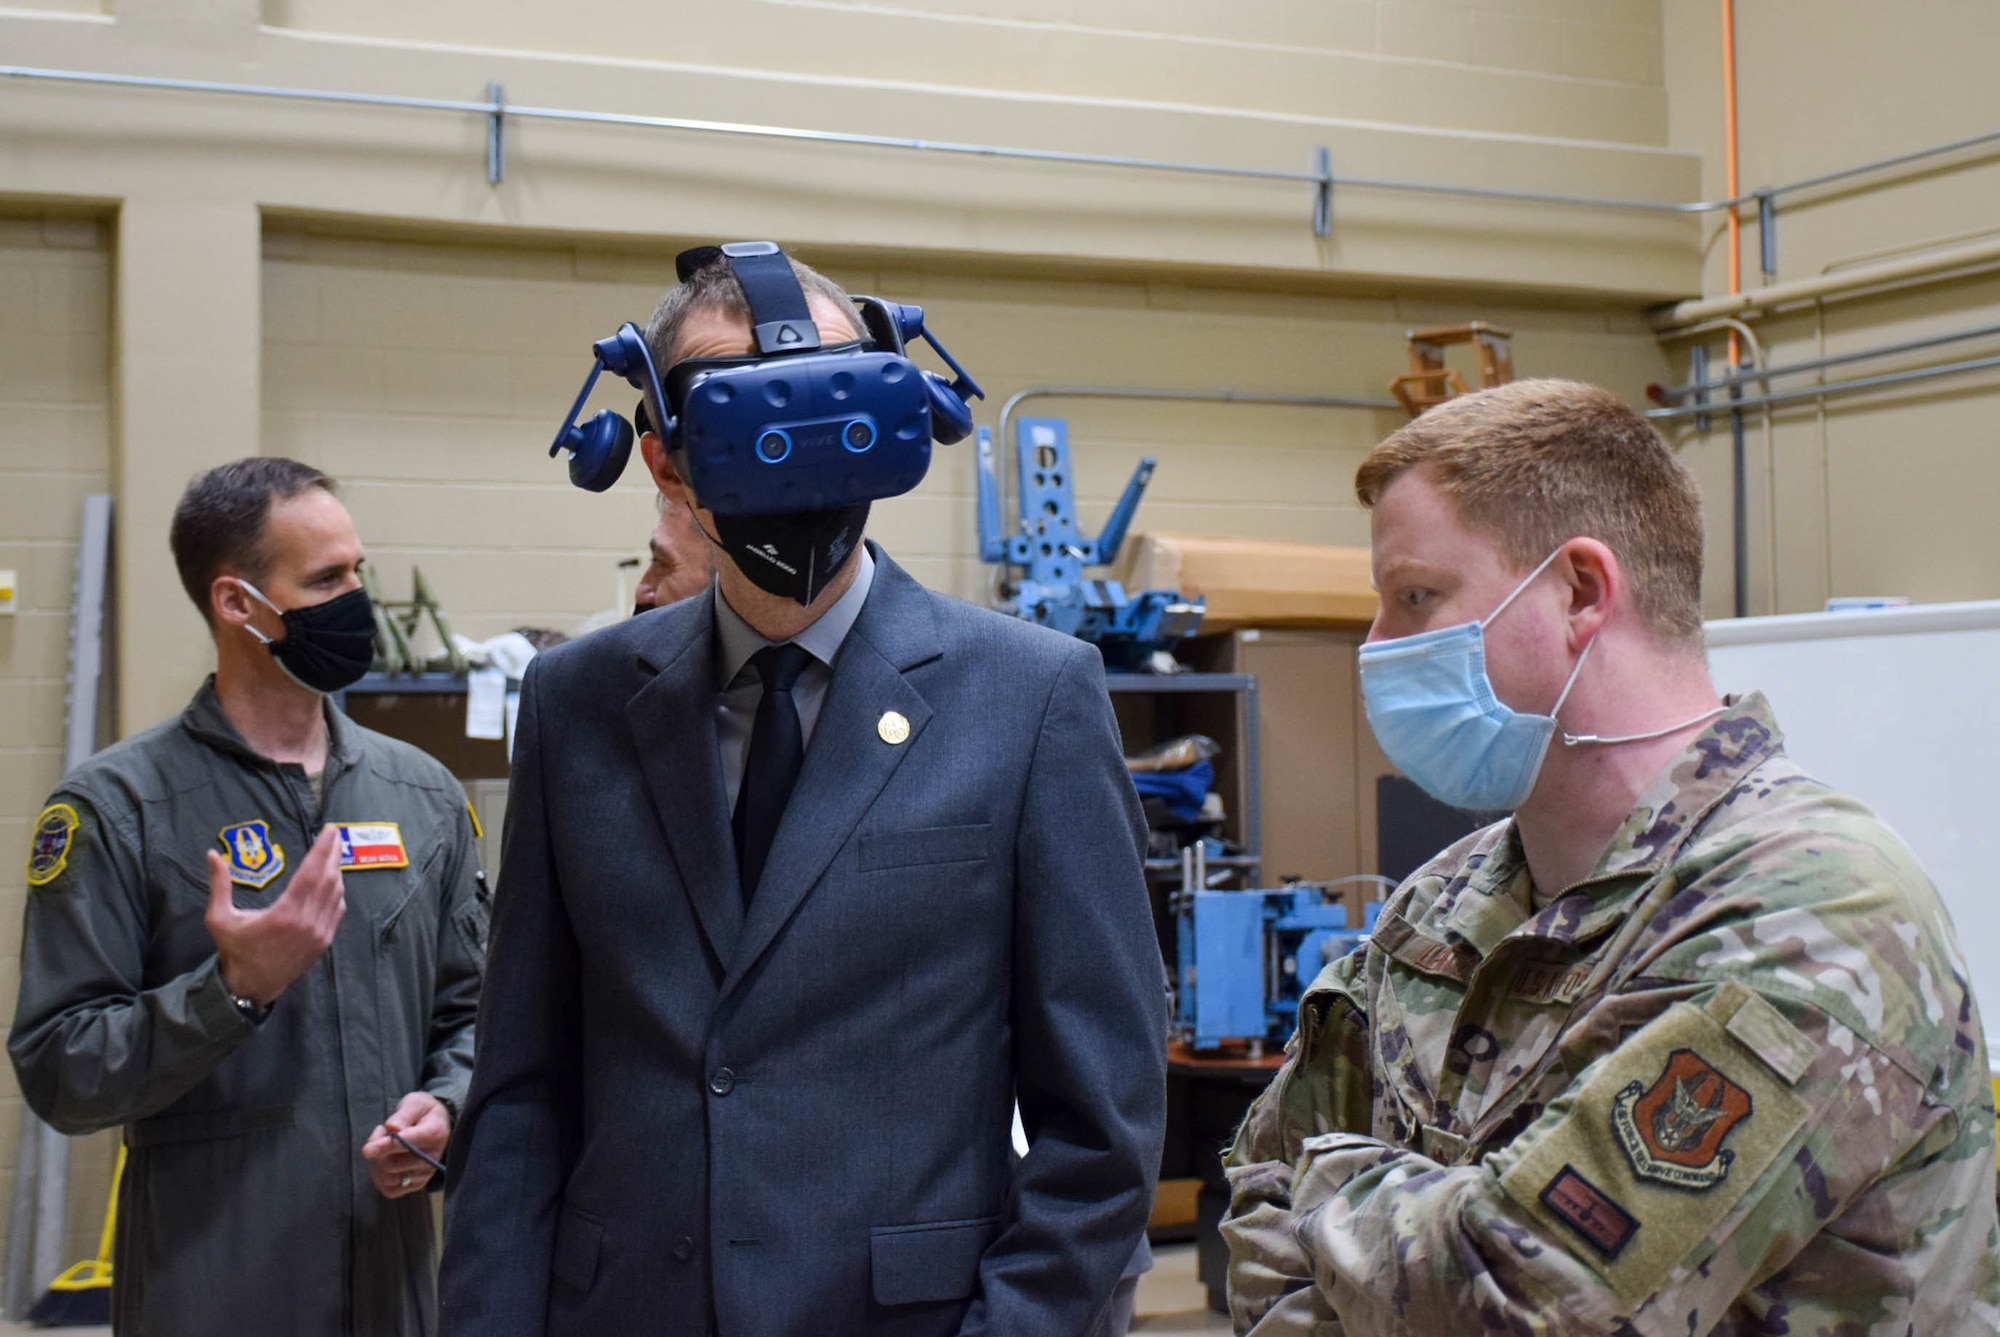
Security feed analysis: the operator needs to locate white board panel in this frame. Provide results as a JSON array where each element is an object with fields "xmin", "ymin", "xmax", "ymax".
[{"xmin": 1705, "ymin": 601, "xmax": 2000, "ymax": 1050}]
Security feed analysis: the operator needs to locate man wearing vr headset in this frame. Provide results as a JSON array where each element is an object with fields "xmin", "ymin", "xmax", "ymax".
[
  {"xmin": 1221, "ymin": 382, "xmax": 1998, "ymax": 1333},
  {"xmin": 441, "ymin": 245, "xmax": 1166, "ymax": 1337}
]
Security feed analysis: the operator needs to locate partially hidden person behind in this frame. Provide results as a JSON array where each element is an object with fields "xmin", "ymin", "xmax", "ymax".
[
  {"xmin": 631, "ymin": 405, "xmax": 716, "ymax": 614},
  {"xmin": 10, "ymin": 458, "xmax": 489, "ymax": 1337},
  {"xmin": 1222, "ymin": 380, "xmax": 1999, "ymax": 1334},
  {"xmin": 438, "ymin": 242, "xmax": 1167, "ymax": 1336}
]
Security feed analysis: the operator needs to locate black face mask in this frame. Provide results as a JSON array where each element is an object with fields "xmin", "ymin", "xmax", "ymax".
[
  {"xmin": 709, "ymin": 502, "xmax": 869, "ymax": 607},
  {"xmin": 236, "ymin": 580, "xmax": 378, "ymax": 694}
]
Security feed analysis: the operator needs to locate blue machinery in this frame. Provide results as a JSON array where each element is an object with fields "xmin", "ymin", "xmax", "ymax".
[
  {"xmin": 1173, "ymin": 866, "xmax": 1394, "ymax": 1052},
  {"xmin": 976, "ymin": 417, "xmax": 1203, "ymax": 668}
]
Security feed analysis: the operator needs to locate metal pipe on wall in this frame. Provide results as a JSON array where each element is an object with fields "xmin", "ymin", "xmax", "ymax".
[
  {"xmin": 1643, "ymin": 350, "xmax": 2000, "ymax": 420},
  {"xmin": 6, "ymin": 64, "xmax": 2000, "ymax": 237},
  {"xmin": 1658, "ymin": 235, "xmax": 2000, "ymax": 327}
]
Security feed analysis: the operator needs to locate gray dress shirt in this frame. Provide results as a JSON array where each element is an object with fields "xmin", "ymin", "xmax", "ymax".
[{"xmin": 712, "ymin": 546, "xmax": 876, "ymax": 814}]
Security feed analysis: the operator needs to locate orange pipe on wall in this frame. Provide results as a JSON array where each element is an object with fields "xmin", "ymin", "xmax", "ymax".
[{"xmin": 1722, "ymin": 0, "xmax": 1742, "ymax": 367}]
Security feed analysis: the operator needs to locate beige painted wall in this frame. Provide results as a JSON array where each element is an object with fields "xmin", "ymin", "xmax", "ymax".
[
  {"xmin": 0, "ymin": 0, "xmax": 1707, "ymax": 1276},
  {"xmin": 1661, "ymin": 0, "xmax": 2000, "ymax": 616},
  {"xmin": 263, "ymin": 228, "xmax": 1672, "ymax": 639},
  {"xmin": 0, "ymin": 210, "xmax": 125, "ymax": 1270}
]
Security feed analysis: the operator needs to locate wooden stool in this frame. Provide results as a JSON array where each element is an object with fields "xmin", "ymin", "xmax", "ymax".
[{"xmin": 1389, "ymin": 321, "xmax": 1515, "ymax": 417}]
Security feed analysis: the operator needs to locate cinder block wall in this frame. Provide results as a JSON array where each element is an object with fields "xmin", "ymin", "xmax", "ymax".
[
  {"xmin": 262, "ymin": 229, "xmax": 1673, "ymax": 637},
  {"xmin": 0, "ymin": 210, "xmax": 123, "ymax": 1270}
]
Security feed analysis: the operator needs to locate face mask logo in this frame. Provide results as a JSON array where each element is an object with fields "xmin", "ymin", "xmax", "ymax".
[
  {"xmin": 235, "ymin": 579, "xmax": 378, "ymax": 695},
  {"xmin": 1356, "ymin": 548, "xmax": 1587, "ymax": 812},
  {"xmin": 709, "ymin": 502, "xmax": 869, "ymax": 607}
]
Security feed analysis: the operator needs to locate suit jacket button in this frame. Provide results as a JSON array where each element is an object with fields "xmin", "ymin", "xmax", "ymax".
[
  {"xmin": 709, "ymin": 1068, "xmax": 736, "ymax": 1096},
  {"xmin": 671, "ymin": 1235, "xmax": 695, "ymax": 1262}
]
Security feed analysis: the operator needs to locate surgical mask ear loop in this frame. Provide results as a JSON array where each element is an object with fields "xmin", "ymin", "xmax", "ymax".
[
  {"xmin": 1479, "ymin": 546, "xmax": 1569, "ymax": 631},
  {"xmin": 230, "ymin": 578, "xmax": 282, "ymax": 646}
]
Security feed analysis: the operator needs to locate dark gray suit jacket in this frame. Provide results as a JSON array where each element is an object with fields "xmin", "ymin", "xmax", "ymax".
[{"xmin": 440, "ymin": 545, "xmax": 1166, "ymax": 1336}]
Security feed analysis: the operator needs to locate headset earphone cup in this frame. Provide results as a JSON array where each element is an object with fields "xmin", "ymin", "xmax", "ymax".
[
  {"xmin": 567, "ymin": 410, "xmax": 634, "ymax": 492},
  {"xmin": 923, "ymin": 370, "xmax": 976, "ymax": 445}
]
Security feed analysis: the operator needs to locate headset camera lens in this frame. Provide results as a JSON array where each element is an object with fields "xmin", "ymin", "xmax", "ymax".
[
  {"xmin": 844, "ymin": 420, "xmax": 875, "ymax": 452},
  {"xmin": 758, "ymin": 430, "xmax": 790, "ymax": 462}
]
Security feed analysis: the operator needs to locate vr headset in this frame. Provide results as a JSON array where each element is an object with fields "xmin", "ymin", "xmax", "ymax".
[{"xmin": 549, "ymin": 241, "xmax": 983, "ymax": 515}]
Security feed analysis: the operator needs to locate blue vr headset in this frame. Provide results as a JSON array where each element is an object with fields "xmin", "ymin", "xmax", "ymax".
[{"xmin": 548, "ymin": 241, "xmax": 983, "ymax": 514}]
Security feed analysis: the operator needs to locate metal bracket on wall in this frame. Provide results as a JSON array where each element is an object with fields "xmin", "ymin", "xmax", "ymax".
[
  {"xmin": 1312, "ymin": 146, "xmax": 1332, "ymax": 238},
  {"xmin": 487, "ymin": 82, "xmax": 506, "ymax": 186}
]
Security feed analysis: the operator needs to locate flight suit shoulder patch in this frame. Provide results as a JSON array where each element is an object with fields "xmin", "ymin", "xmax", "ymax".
[
  {"xmin": 26, "ymin": 804, "xmax": 80, "ymax": 888},
  {"xmin": 1497, "ymin": 998, "xmax": 1809, "ymax": 1305}
]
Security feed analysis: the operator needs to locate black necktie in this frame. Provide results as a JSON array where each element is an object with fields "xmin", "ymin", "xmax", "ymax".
[{"xmin": 733, "ymin": 642, "xmax": 815, "ymax": 905}]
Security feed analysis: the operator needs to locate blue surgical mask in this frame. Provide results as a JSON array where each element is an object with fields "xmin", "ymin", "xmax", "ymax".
[{"xmin": 1358, "ymin": 548, "xmax": 1590, "ymax": 812}]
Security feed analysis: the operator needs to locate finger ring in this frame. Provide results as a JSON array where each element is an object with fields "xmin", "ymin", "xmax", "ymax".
[{"xmin": 399, "ymin": 1174, "xmax": 413, "ymax": 1189}]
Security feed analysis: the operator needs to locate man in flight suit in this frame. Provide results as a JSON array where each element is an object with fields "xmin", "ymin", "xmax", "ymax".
[
  {"xmin": 10, "ymin": 457, "xmax": 487, "ymax": 1336},
  {"xmin": 1223, "ymin": 381, "xmax": 2000, "ymax": 1334}
]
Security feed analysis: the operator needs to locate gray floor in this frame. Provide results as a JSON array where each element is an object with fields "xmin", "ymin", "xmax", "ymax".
[{"xmin": 0, "ymin": 1241, "xmax": 1230, "ymax": 1335}]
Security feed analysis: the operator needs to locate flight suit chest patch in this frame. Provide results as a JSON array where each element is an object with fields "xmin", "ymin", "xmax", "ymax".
[
  {"xmin": 335, "ymin": 823, "xmax": 408, "ymax": 871},
  {"xmin": 219, "ymin": 820, "xmax": 285, "ymax": 889}
]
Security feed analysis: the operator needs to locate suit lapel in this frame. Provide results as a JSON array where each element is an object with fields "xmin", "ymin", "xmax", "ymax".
[
  {"xmin": 624, "ymin": 601, "xmax": 743, "ymax": 969},
  {"xmin": 720, "ymin": 547, "xmax": 942, "ymax": 997}
]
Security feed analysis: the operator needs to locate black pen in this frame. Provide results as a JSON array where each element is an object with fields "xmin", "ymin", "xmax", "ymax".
[{"xmin": 388, "ymin": 1127, "xmax": 447, "ymax": 1175}]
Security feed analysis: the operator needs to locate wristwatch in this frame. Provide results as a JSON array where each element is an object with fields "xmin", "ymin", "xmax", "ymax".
[{"xmin": 224, "ymin": 984, "xmax": 271, "ymax": 1026}]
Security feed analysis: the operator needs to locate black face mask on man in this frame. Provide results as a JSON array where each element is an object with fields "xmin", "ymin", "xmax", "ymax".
[
  {"xmin": 708, "ymin": 502, "xmax": 869, "ymax": 607},
  {"xmin": 233, "ymin": 579, "xmax": 378, "ymax": 694}
]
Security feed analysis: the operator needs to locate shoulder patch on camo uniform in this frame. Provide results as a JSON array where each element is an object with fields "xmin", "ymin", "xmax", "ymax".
[
  {"xmin": 219, "ymin": 820, "xmax": 286, "ymax": 889},
  {"xmin": 1611, "ymin": 1049, "xmax": 1754, "ymax": 1190},
  {"xmin": 26, "ymin": 804, "xmax": 79, "ymax": 887},
  {"xmin": 335, "ymin": 823, "xmax": 408, "ymax": 871},
  {"xmin": 1496, "ymin": 999, "xmax": 1809, "ymax": 1305},
  {"xmin": 1540, "ymin": 1164, "xmax": 1637, "ymax": 1259}
]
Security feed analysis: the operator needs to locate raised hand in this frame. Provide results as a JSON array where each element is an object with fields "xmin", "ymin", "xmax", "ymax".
[{"xmin": 206, "ymin": 824, "xmax": 347, "ymax": 1007}]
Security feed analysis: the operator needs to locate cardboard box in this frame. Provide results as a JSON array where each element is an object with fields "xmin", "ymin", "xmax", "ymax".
[{"xmin": 1117, "ymin": 533, "xmax": 1378, "ymax": 631}]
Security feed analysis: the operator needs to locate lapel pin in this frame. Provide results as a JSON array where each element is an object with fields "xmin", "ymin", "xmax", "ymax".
[{"xmin": 877, "ymin": 711, "xmax": 911, "ymax": 745}]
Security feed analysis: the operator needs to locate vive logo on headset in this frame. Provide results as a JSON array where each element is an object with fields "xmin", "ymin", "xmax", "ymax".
[{"xmin": 546, "ymin": 241, "xmax": 985, "ymax": 507}]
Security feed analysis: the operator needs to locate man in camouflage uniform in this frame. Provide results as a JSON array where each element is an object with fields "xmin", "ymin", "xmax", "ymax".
[{"xmin": 1223, "ymin": 380, "xmax": 2000, "ymax": 1334}]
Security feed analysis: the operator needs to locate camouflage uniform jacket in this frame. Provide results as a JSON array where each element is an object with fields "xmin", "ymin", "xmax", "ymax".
[{"xmin": 1222, "ymin": 694, "xmax": 2000, "ymax": 1335}]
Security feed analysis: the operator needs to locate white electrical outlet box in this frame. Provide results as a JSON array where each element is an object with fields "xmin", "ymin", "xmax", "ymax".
[{"xmin": 0, "ymin": 570, "xmax": 16, "ymax": 615}]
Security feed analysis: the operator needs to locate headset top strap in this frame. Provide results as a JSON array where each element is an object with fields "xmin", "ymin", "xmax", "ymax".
[{"xmin": 717, "ymin": 241, "xmax": 822, "ymax": 357}]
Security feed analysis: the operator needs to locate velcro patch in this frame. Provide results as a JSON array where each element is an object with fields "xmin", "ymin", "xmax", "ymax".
[
  {"xmin": 336, "ymin": 823, "xmax": 408, "ymax": 871},
  {"xmin": 219, "ymin": 820, "xmax": 286, "ymax": 889},
  {"xmin": 1540, "ymin": 1165, "xmax": 1636, "ymax": 1259},
  {"xmin": 1496, "ymin": 999, "xmax": 1809, "ymax": 1305},
  {"xmin": 26, "ymin": 804, "xmax": 79, "ymax": 888}
]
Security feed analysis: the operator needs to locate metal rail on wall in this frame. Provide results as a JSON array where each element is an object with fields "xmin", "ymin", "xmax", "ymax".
[{"xmin": 5, "ymin": 63, "xmax": 2000, "ymax": 248}]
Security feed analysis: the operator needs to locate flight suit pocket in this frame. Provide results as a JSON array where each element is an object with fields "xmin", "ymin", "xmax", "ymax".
[
  {"xmin": 858, "ymin": 823, "xmax": 991, "ymax": 872},
  {"xmin": 552, "ymin": 1204, "xmax": 605, "ymax": 1293},
  {"xmin": 127, "ymin": 1105, "xmax": 295, "ymax": 1147},
  {"xmin": 868, "ymin": 1216, "xmax": 1000, "ymax": 1305}
]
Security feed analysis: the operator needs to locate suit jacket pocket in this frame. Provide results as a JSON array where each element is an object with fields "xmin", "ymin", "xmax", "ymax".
[
  {"xmin": 869, "ymin": 1216, "xmax": 1000, "ymax": 1306},
  {"xmin": 858, "ymin": 824, "xmax": 992, "ymax": 873},
  {"xmin": 552, "ymin": 1203, "xmax": 605, "ymax": 1293}
]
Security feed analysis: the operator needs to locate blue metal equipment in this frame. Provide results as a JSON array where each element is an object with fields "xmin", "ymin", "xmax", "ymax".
[
  {"xmin": 975, "ymin": 416, "xmax": 1203, "ymax": 668},
  {"xmin": 1173, "ymin": 873, "xmax": 1391, "ymax": 1052}
]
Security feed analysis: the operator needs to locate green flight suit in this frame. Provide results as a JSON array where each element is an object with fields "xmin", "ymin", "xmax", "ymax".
[
  {"xmin": 1223, "ymin": 694, "xmax": 2000, "ymax": 1335},
  {"xmin": 10, "ymin": 680, "xmax": 487, "ymax": 1337}
]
